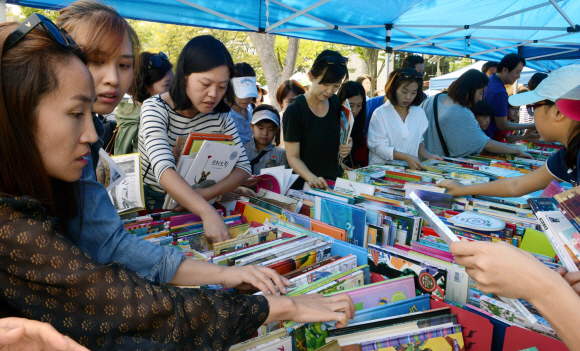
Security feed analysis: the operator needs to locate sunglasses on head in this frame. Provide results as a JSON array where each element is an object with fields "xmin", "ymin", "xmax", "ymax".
[
  {"xmin": 314, "ymin": 55, "xmax": 348, "ymax": 66},
  {"xmin": 148, "ymin": 51, "xmax": 169, "ymax": 70},
  {"xmin": 4, "ymin": 13, "xmax": 75, "ymax": 52},
  {"xmin": 526, "ymin": 100, "xmax": 553, "ymax": 117},
  {"xmin": 397, "ymin": 68, "xmax": 424, "ymax": 80}
]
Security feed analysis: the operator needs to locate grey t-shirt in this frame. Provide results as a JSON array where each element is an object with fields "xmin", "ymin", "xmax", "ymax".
[{"xmin": 421, "ymin": 94, "xmax": 490, "ymax": 158}]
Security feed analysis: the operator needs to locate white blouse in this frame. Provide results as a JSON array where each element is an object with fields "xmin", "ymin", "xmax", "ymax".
[{"xmin": 367, "ymin": 101, "xmax": 429, "ymax": 165}]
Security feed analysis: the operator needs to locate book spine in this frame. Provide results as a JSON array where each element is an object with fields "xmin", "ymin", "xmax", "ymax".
[{"xmin": 535, "ymin": 211, "xmax": 578, "ymax": 272}]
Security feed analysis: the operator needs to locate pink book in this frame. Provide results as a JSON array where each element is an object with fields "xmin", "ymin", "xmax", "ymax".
[
  {"xmin": 326, "ymin": 276, "xmax": 415, "ymax": 311},
  {"xmin": 411, "ymin": 242, "xmax": 454, "ymax": 260},
  {"xmin": 394, "ymin": 243, "xmax": 411, "ymax": 252},
  {"xmin": 411, "ymin": 247, "xmax": 454, "ymax": 263}
]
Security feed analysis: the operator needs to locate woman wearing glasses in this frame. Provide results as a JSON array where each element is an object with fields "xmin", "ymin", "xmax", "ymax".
[
  {"xmin": 367, "ymin": 68, "xmax": 442, "ymax": 170},
  {"xmin": 283, "ymin": 50, "xmax": 352, "ymax": 190},
  {"xmin": 0, "ymin": 17, "xmax": 355, "ymax": 351},
  {"xmin": 421, "ymin": 69, "xmax": 531, "ymax": 160},
  {"xmin": 114, "ymin": 51, "xmax": 174, "ymax": 156}
]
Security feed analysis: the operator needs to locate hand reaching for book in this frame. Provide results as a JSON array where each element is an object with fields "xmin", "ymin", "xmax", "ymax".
[
  {"xmin": 450, "ymin": 240, "xmax": 558, "ymax": 302},
  {"xmin": 435, "ymin": 179, "xmax": 465, "ymax": 196},
  {"xmin": 305, "ymin": 175, "xmax": 329, "ymax": 190},
  {"xmin": 0, "ymin": 318, "xmax": 88, "ymax": 351},
  {"xmin": 516, "ymin": 151, "xmax": 533, "ymax": 159},
  {"xmin": 557, "ymin": 267, "xmax": 580, "ymax": 296},
  {"xmin": 220, "ymin": 265, "xmax": 292, "ymax": 295},
  {"xmin": 403, "ymin": 154, "xmax": 425, "ymax": 170},
  {"xmin": 263, "ymin": 294, "xmax": 355, "ymax": 328},
  {"xmin": 200, "ymin": 207, "xmax": 230, "ymax": 243}
]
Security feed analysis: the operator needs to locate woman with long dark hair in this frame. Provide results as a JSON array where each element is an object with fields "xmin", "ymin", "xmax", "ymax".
[
  {"xmin": 0, "ymin": 17, "xmax": 354, "ymax": 350},
  {"xmin": 421, "ymin": 69, "xmax": 531, "ymax": 158},
  {"xmin": 338, "ymin": 81, "xmax": 368, "ymax": 168}
]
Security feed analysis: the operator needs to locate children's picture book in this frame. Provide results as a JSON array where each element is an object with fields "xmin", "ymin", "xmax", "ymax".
[
  {"xmin": 165, "ymin": 140, "xmax": 241, "ymax": 209},
  {"xmin": 371, "ymin": 325, "xmax": 464, "ymax": 351},
  {"xmin": 108, "ymin": 153, "xmax": 145, "ymax": 215},
  {"xmin": 368, "ymin": 244, "xmax": 447, "ymax": 301},
  {"xmin": 338, "ymin": 99, "xmax": 354, "ymax": 163},
  {"xmin": 334, "ymin": 178, "xmax": 377, "ymax": 197},
  {"xmin": 314, "ymin": 197, "xmax": 367, "ymax": 247},
  {"xmin": 326, "ymin": 276, "xmax": 416, "ymax": 311},
  {"xmin": 257, "ymin": 166, "xmax": 299, "ymax": 195}
]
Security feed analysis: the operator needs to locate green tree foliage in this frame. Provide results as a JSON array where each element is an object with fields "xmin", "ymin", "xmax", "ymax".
[{"xmin": 19, "ymin": 6, "xmax": 59, "ymax": 22}]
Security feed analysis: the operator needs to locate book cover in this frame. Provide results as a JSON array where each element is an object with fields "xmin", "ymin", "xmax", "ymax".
[
  {"xmin": 184, "ymin": 140, "xmax": 241, "ymax": 185},
  {"xmin": 108, "ymin": 153, "xmax": 145, "ymax": 214},
  {"xmin": 315, "ymin": 197, "xmax": 367, "ymax": 247},
  {"xmin": 334, "ymin": 178, "xmax": 376, "ymax": 197},
  {"xmin": 368, "ymin": 244, "xmax": 446, "ymax": 301},
  {"xmin": 326, "ymin": 276, "xmax": 416, "ymax": 311},
  {"xmin": 447, "ymin": 211, "xmax": 506, "ymax": 232},
  {"xmin": 373, "ymin": 327, "xmax": 464, "ymax": 351}
]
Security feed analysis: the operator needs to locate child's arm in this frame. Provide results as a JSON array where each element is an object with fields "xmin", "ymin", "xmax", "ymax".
[
  {"xmin": 505, "ymin": 131, "xmax": 541, "ymax": 143},
  {"xmin": 437, "ymin": 164, "xmax": 557, "ymax": 197},
  {"xmin": 483, "ymin": 139, "xmax": 532, "ymax": 158}
]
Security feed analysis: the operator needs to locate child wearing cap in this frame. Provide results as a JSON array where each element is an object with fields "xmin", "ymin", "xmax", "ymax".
[
  {"xmin": 244, "ymin": 104, "xmax": 288, "ymax": 175},
  {"xmin": 229, "ymin": 62, "xmax": 258, "ymax": 145},
  {"xmin": 437, "ymin": 67, "xmax": 580, "ymax": 351}
]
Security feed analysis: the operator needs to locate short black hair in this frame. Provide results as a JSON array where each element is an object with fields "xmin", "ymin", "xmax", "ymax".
[
  {"xmin": 401, "ymin": 55, "xmax": 424, "ymax": 69},
  {"xmin": 135, "ymin": 52, "xmax": 173, "ymax": 103},
  {"xmin": 527, "ymin": 72, "xmax": 548, "ymax": 91},
  {"xmin": 234, "ymin": 62, "xmax": 256, "ymax": 77},
  {"xmin": 497, "ymin": 53, "xmax": 526, "ymax": 74},
  {"xmin": 385, "ymin": 68, "xmax": 424, "ymax": 107},
  {"xmin": 481, "ymin": 61, "xmax": 498, "ymax": 74},
  {"xmin": 447, "ymin": 69, "xmax": 489, "ymax": 108},
  {"xmin": 169, "ymin": 35, "xmax": 234, "ymax": 113},
  {"xmin": 311, "ymin": 50, "xmax": 348, "ymax": 84},
  {"xmin": 472, "ymin": 100, "xmax": 494, "ymax": 117}
]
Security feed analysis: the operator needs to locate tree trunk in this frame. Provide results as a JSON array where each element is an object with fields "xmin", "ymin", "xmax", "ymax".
[
  {"xmin": 364, "ymin": 48, "xmax": 382, "ymax": 97},
  {"xmin": 248, "ymin": 33, "xmax": 300, "ymax": 111}
]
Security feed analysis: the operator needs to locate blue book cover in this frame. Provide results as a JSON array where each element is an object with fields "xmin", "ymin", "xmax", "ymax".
[
  {"xmin": 350, "ymin": 294, "xmax": 431, "ymax": 324},
  {"xmin": 316, "ymin": 197, "xmax": 367, "ymax": 247},
  {"xmin": 282, "ymin": 210, "xmax": 312, "ymax": 230}
]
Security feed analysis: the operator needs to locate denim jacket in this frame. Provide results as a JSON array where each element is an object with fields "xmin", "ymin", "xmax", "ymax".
[{"xmin": 66, "ymin": 116, "xmax": 186, "ymax": 283}]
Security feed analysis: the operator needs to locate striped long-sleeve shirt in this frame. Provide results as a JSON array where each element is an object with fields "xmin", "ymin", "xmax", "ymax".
[{"xmin": 138, "ymin": 94, "xmax": 251, "ymax": 193}]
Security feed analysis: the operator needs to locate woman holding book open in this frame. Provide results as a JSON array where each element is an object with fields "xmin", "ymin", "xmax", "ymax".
[
  {"xmin": 0, "ymin": 16, "xmax": 355, "ymax": 350},
  {"xmin": 283, "ymin": 50, "xmax": 353, "ymax": 190},
  {"xmin": 438, "ymin": 66, "xmax": 580, "ymax": 350}
]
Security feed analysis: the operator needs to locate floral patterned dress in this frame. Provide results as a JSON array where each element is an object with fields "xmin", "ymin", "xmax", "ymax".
[{"xmin": 0, "ymin": 196, "xmax": 269, "ymax": 350}]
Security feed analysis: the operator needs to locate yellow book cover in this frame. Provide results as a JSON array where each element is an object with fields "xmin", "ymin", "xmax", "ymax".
[{"xmin": 378, "ymin": 331, "xmax": 464, "ymax": 351}]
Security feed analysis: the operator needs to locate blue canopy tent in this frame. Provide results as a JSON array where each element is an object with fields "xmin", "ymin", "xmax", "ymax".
[{"xmin": 6, "ymin": 0, "xmax": 580, "ymax": 71}]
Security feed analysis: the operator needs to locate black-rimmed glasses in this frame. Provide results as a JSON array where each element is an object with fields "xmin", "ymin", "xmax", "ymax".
[
  {"xmin": 314, "ymin": 55, "xmax": 348, "ymax": 66},
  {"xmin": 4, "ymin": 13, "xmax": 75, "ymax": 51},
  {"xmin": 527, "ymin": 100, "xmax": 553, "ymax": 117},
  {"xmin": 148, "ymin": 51, "xmax": 170, "ymax": 70}
]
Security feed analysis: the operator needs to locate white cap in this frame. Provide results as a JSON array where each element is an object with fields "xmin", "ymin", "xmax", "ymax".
[
  {"xmin": 232, "ymin": 77, "xmax": 258, "ymax": 99},
  {"xmin": 509, "ymin": 64, "xmax": 580, "ymax": 106},
  {"xmin": 251, "ymin": 109, "xmax": 279, "ymax": 126},
  {"xmin": 557, "ymin": 85, "xmax": 580, "ymax": 121}
]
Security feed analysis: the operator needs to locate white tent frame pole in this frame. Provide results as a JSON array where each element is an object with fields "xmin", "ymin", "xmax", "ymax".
[
  {"xmin": 535, "ymin": 61, "xmax": 549, "ymax": 72},
  {"xmin": 552, "ymin": 60, "xmax": 561, "ymax": 68},
  {"xmin": 265, "ymin": 0, "xmax": 330, "ymax": 32},
  {"xmin": 525, "ymin": 45, "xmax": 579, "ymax": 50},
  {"xmin": 175, "ymin": 0, "xmax": 258, "ymax": 30},
  {"xmin": 472, "ymin": 36, "xmax": 578, "ymax": 45},
  {"xmin": 470, "ymin": 38, "xmax": 508, "ymax": 54},
  {"xmin": 269, "ymin": 26, "xmax": 330, "ymax": 33},
  {"xmin": 548, "ymin": 0, "xmax": 575, "ymax": 28},
  {"xmin": 395, "ymin": 24, "xmax": 567, "ymax": 31},
  {"xmin": 408, "ymin": 37, "xmax": 465, "ymax": 49},
  {"xmin": 394, "ymin": 29, "xmax": 464, "ymax": 50},
  {"xmin": 267, "ymin": 0, "xmax": 385, "ymax": 49},
  {"xmin": 394, "ymin": 27, "xmax": 464, "ymax": 56},
  {"xmin": 0, "ymin": 0, "xmax": 5, "ymax": 23},
  {"xmin": 469, "ymin": 32, "xmax": 576, "ymax": 57},
  {"xmin": 526, "ymin": 48, "xmax": 578, "ymax": 60}
]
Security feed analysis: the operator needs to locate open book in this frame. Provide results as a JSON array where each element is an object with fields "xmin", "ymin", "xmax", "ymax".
[{"xmin": 108, "ymin": 153, "xmax": 146, "ymax": 215}]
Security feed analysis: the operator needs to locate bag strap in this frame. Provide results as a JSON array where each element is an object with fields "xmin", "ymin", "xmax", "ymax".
[
  {"xmin": 250, "ymin": 149, "xmax": 269, "ymax": 174},
  {"xmin": 433, "ymin": 93, "xmax": 450, "ymax": 157},
  {"xmin": 104, "ymin": 124, "xmax": 119, "ymax": 156}
]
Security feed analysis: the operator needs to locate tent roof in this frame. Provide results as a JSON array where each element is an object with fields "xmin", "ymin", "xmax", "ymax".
[
  {"xmin": 9, "ymin": 0, "xmax": 580, "ymax": 71},
  {"xmin": 429, "ymin": 61, "xmax": 539, "ymax": 90}
]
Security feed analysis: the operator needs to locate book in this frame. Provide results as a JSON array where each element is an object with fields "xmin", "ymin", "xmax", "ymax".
[
  {"xmin": 164, "ymin": 140, "xmax": 242, "ymax": 209},
  {"xmin": 257, "ymin": 166, "xmax": 299, "ymax": 195},
  {"xmin": 96, "ymin": 148, "xmax": 126, "ymax": 191},
  {"xmin": 108, "ymin": 153, "xmax": 146, "ymax": 214},
  {"xmin": 409, "ymin": 193, "xmax": 460, "ymax": 245},
  {"xmin": 314, "ymin": 197, "xmax": 367, "ymax": 247},
  {"xmin": 405, "ymin": 189, "xmax": 453, "ymax": 210},
  {"xmin": 447, "ymin": 211, "xmax": 506, "ymax": 232},
  {"xmin": 338, "ymin": 99, "xmax": 355, "ymax": 163},
  {"xmin": 334, "ymin": 178, "xmax": 376, "ymax": 197}
]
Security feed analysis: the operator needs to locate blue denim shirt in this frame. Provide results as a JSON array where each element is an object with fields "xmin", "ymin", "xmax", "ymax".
[{"xmin": 66, "ymin": 116, "xmax": 186, "ymax": 283}]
